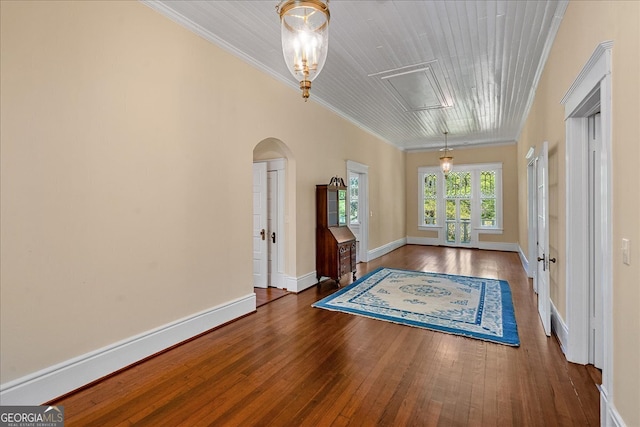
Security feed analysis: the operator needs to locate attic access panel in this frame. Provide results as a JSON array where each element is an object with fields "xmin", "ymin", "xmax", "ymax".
[{"xmin": 371, "ymin": 61, "xmax": 452, "ymax": 112}]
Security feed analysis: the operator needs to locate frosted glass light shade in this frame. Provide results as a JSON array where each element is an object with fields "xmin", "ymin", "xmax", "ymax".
[
  {"xmin": 440, "ymin": 153, "xmax": 454, "ymax": 175},
  {"xmin": 278, "ymin": 0, "xmax": 330, "ymax": 99}
]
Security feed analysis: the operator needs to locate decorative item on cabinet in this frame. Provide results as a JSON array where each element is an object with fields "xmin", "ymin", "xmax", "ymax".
[{"xmin": 316, "ymin": 176, "xmax": 357, "ymax": 287}]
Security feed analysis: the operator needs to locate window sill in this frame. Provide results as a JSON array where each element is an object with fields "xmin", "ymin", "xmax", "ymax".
[
  {"xmin": 475, "ymin": 227, "xmax": 503, "ymax": 234},
  {"xmin": 418, "ymin": 225, "xmax": 443, "ymax": 231}
]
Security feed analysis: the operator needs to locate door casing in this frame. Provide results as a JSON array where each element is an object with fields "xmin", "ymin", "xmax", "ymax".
[{"xmin": 346, "ymin": 160, "xmax": 369, "ymax": 262}]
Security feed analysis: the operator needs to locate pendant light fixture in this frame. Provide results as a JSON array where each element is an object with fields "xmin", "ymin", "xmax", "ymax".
[
  {"xmin": 439, "ymin": 131, "xmax": 454, "ymax": 175},
  {"xmin": 276, "ymin": 0, "xmax": 330, "ymax": 100}
]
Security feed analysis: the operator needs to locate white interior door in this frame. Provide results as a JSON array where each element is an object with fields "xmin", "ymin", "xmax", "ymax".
[
  {"xmin": 588, "ymin": 113, "xmax": 603, "ymax": 368},
  {"xmin": 527, "ymin": 158, "xmax": 538, "ymax": 285},
  {"xmin": 252, "ymin": 162, "xmax": 268, "ymax": 288},
  {"xmin": 267, "ymin": 170, "xmax": 279, "ymax": 287},
  {"xmin": 536, "ymin": 141, "xmax": 551, "ymax": 336}
]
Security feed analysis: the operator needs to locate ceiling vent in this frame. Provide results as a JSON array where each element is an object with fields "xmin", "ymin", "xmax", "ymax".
[{"xmin": 370, "ymin": 60, "xmax": 452, "ymax": 112}]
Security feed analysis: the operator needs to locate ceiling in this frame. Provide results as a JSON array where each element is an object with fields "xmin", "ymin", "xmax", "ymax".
[{"xmin": 145, "ymin": 0, "xmax": 568, "ymax": 151}]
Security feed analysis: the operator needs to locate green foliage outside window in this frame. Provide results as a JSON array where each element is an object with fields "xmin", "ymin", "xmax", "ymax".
[
  {"xmin": 480, "ymin": 171, "xmax": 496, "ymax": 226},
  {"xmin": 423, "ymin": 174, "xmax": 437, "ymax": 225},
  {"xmin": 350, "ymin": 176, "xmax": 359, "ymax": 223}
]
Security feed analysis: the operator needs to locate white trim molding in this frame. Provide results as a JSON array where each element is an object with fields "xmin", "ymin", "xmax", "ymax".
[
  {"xmin": 407, "ymin": 236, "xmax": 441, "ymax": 246},
  {"xmin": 346, "ymin": 160, "xmax": 370, "ymax": 262},
  {"xmin": 550, "ymin": 300, "xmax": 568, "ymax": 356},
  {"xmin": 0, "ymin": 294, "xmax": 256, "ymax": 405},
  {"xmin": 518, "ymin": 244, "xmax": 530, "ymax": 277},
  {"xmin": 407, "ymin": 237, "xmax": 519, "ymax": 254},
  {"xmin": 346, "ymin": 160, "xmax": 369, "ymax": 174},
  {"xmin": 140, "ymin": 2, "xmax": 396, "ymax": 149},
  {"xmin": 368, "ymin": 238, "xmax": 407, "ymax": 261},
  {"xmin": 286, "ymin": 272, "xmax": 318, "ymax": 293},
  {"xmin": 417, "ymin": 163, "xmax": 504, "ymax": 245},
  {"xmin": 474, "ymin": 241, "xmax": 518, "ymax": 253},
  {"xmin": 561, "ymin": 40, "xmax": 615, "ymax": 424},
  {"xmin": 599, "ymin": 385, "xmax": 627, "ymax": 427}
]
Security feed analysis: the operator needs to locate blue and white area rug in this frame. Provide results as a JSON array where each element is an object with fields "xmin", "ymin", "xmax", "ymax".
[{"xmin": 313, "ymin": 267, "xmax": 520, "ymax": 346}]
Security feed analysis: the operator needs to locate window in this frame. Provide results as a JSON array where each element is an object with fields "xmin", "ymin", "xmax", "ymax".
[
  {"xmin": 445, "ymin": 171, "xmax": 472, "ymax": 244},
  {"xmin": 349, "ymin": 173, "xmax": 359, "ymax": 225},
  {"xmin": 422, "ymin": 173, "xmax": 437, "ymax": 225},
  {"xmin": 418, "ymin": 163, "xmax": 503, "ymax": 243},
  {"xmin": 480, "ymin": 171, "xmax": 497, "ymax": 226}
]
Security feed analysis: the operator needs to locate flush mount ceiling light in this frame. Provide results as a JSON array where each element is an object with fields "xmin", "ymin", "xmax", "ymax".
[
  {"xmin": 439, "ymin": 131, "xmax": 454, "ymax": 175},
  {"xmin": 276, "ymin": 0, "xmax": 330, "ymax": 100}
]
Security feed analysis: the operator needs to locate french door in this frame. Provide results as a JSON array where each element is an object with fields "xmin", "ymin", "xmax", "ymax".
[{"xmin": 444, "ymin": 171, "xmax": 472, "ymax": 245}]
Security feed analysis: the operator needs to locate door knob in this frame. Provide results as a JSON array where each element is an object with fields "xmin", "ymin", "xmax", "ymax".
[
  {"xmin": 271, "ymin": 232, "xmax": 276, "ymax": 244},
  {"xmin": 260, "ymin": 229, "xmax": 266, "ymax": 240},
  {"xmin": 549, "ymin": 257, "xmax": 556, "ymax": 264},
  {"xmin": 537, "ymin": 254, "xmax": 546, "ymax": 271}
]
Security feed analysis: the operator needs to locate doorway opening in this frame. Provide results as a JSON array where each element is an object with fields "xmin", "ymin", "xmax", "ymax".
[
  {"xmin": 346, "ymin": 160, "xmax": 369, "ymax": 262},
  {"xmin": 561, "ymin": 41, "xmax": 613, "ymax": 420},
  {"xmin": 253, "ymin": 138, "xmax": 296, "ymax": 301}
]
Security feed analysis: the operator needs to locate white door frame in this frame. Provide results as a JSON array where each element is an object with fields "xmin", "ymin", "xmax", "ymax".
[
  {"xmin": 253, "ymin": 159, "xmax": 286, "ymax": 289},
  {"xmin": 527, "ymin": 154, "xmax": 538, "ymax": 284},
  {"xmin": 561, "ymin": 41, "xmax": 613, "ymax": 422},
  {"xmin": 588, "ymin": 113, "xmax": 604, "ymax": 369},
  {"xmin": 252, "ymin": 162, "xmax": 268, "ymax": 288},
  {"xmin": 346, "ymin": 160, "xmax": 369, "ymax": 262},
  {"xmin": 268, "ymin": 159, "xmax": 286, "ymax": 289},
  {"xmin": 536, "ymin": 141, "xmax": 551, "ymax": 336}
]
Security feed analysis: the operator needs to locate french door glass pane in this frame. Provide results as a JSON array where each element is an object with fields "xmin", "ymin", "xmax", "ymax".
[
  {"xmin": 446, "ymin": 199, "xmax": 456, "ymax": 220},
  {"xmin": 461, "ymin": 221, "xmax": 471, "ymax": 243},
  {"xmin": 460, "ymin": 199, "xmax": 471, "ymax": 220},
  {"xmin": 446, "ymin": 222, "xmax": 456, "ymax": 243}
]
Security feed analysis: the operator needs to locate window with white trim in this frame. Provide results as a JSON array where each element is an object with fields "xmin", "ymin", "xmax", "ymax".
[
  {"xmin": 418, "ymin": 163, "xmax": 503, "ymax": 241},
  {"xmin": 349, "ymin": 172, "xmax": 359, "ymax": 225}
]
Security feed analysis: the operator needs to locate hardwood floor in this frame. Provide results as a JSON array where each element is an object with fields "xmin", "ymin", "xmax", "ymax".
[
  {"xmin": 254, "ymin": 287, "xmax": 290, "ymax": 308},
  {"xmin": 51, "ymin": 245, "xmax": 600, "ymax": 426}
]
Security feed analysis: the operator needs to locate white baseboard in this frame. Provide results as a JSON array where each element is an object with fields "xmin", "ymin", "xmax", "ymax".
[
  {"xmin": 475, "ymin": 241, "xmax": 519, "ymax": 252},
  {"xmin": 406, "ymin": 236, "xmax": 440, "ymax": 246},
  {"xmin": 368, "ymin": 237, "xmax": 407, "ymax": 261},
  {"xmin": 406, "ymin": 237, "xmax": 519, "ymax": 254},
  {"xmin": 599, "ymin": 385, "xmax": 627, "ymax": 427},
  {"xmin": 286, "ymin": 271, "xmax": 318, "ymax": 293},
  {"xmin": 550, "ymin": 299, "xmax": 569, "ymax": 355},
  {"xmin": 0, "ymin": 294, "xmax": 256, "ymax": 406},
  {"xmin": 289, "ymin": 238, "xmax": 410, "ymax": 292},
  {"xmin": 517, "ymin": 244, "xmax": 533, "ymax": 277}
]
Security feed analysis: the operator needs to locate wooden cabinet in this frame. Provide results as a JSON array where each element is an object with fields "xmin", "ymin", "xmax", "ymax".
[{"xmin": 316, "ymin": 178, "xmax": 357, "ymax": 286}]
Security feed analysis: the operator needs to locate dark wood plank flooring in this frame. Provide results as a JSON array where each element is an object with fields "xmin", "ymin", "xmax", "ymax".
[
  {"xmin": 51, "ymin": 245, "xmax": 600, "ymax": 426},
  {"xmin": 254, "ymin": 287, "xmax": 290, "ymax": 308}
]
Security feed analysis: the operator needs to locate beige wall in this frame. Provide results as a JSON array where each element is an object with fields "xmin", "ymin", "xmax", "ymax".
[
  {"xmin": 406, "ymin": 144, "xmax": 519, "ymax": 245},
  {"xmin": 0, "ymin": 1, "xmax": 405, "ymax": 384},
  {"xmin": 517, "ymin": 1, "xmax": 640, "ymax": 424}
]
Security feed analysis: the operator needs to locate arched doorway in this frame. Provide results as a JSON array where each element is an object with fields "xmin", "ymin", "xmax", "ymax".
[{"xmin": 252, "ymin": 138, "xmax": 296, "ymax": 293}]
